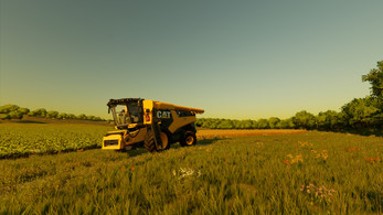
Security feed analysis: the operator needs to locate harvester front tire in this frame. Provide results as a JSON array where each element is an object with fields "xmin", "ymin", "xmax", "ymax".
[
  {"xmin": 180, "ymin": 131, "xmax": 197, "ymax": 147},
  {"xmin": 144, "ymin": 131, "xmax": 156, "ymax": 153},
  {"xmin": 144, "ymin": 131, "xmax": 169, "ymax": 152}
]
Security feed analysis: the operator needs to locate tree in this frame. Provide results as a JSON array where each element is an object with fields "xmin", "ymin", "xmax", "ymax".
[
  {"xmin": 86, "ymin": 115, "xmax": 97, "ymax": 121},
  {"xmin": 317, "ymin": 110, "xmax": 342, "ymax": 131},
  {"xmin": 93, "ymin": 116, "xmax": 103, "ymax": 121},
  {"xmin": 29, "ymin": 108, "xmax": 48, "ymax": 117},
  {"xmin": 278, "ymin": 118, "xmax": 295, "ymax": 129},
  {"xmin": 341, "ymin": 97, "xmax": 381, "ymax": 128},
  {"xmin": 18, "ymin": 108, "xmax": 30, "ymax": 115},
  {"xmin": 195, "ymin": 118, "xmax": 204, "ymax": 127},
  {"xmin": 57, "ymin": 113, "xmax": 68, "ymax": 119},
  {"xmin": 0, "ymin": 104, "xmax": 20, "ymax": 114},
  {"xmin": 0, "ymin": 114, "xmax": 11, "ymax": 120},
  {"xmin": 47, "ymin": 111, "xmax": 59, "ymax": 119},
  {"xmin": 77, "ymin": 114, "xmax": 87, "ymax": 120},
  {"xmin": 0, "ymin": 104, "xmax": 30, "ymax": 119},
  {"xmin": 67, "ymin": 114, "xmax": 76, "ymax": 119},
  {"xmin": 9, "ymin": 111, "xmax": 23, "ymax": 119},
  {"xmin": 360, "ymin": 60, "xmax": 383, "ymax": 129},
  {"xmin": 293, "ymin": 111, "xmax": 317, "ymax": 130},
  {"xmin": 217, "ymin": 119, "xmax": 234, "ymax": 129},
  {"xmin": 232, "ymin": 120, "xmax": 242, "ymax": 129},
  {"xmin": 241, "ymin": 119, "xmax": 255, "ymax": 129},
  {"xmin": 362, "ymin": 60, "xmax": 383, "ymax": 99},
  {"xmin": 199, "ymin": 118, "xmax": 213, "ymax": 128},
  {"xmin": 257, "ymin": 119, "xmax": 269, "ymax": 129},
  {"xmin": 268, "ymin": 117, "xmax": 281, "ymax": 129}
]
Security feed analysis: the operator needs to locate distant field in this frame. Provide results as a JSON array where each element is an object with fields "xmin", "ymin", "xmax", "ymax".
[
  {"xmin": 0, "ymin": 122, "xmax": 382, "ymax": 214},
  {"xmin": 197, "ymin": 129, "xmax": 306, "ymax": 139},
  {"xmin": 0, "ymin": 121, "xmax": 305, "ymax": 158}
]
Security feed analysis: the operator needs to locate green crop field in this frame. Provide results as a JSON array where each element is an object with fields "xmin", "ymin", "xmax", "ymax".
[
  {"xmin": 0, "ymin": 122, "xmax": 110, "ymax": 159},
  {"xmin": 0, "ymin": 122, "xmax": 382, "ymax": 214}
]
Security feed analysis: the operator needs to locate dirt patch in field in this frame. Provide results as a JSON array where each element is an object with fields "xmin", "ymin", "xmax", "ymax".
[{"xmin": 197, "ymin": 129, "xmax": 307, "ymax": 139}]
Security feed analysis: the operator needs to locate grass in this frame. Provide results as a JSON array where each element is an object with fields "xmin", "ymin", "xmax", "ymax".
[{"xmin": 1, "ymin": 126, "xmax": 382, "ymax": 214}]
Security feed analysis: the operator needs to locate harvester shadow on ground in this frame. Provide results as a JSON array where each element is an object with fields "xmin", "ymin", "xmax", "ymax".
[{"xmin": 125, "ymin": 138, "xmax": 220, "ymax": 158}]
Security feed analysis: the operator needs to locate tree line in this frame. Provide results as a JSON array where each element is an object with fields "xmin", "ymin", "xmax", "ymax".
[
  {"xmin": 197, "ymin": 60, "xmax": 383, "ymax": 131},
  {"xmin": 0, "ymin": 105, "xmax": 105, "ymax": 121}
]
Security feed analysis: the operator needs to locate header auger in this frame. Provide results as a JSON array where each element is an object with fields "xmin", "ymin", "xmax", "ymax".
[{"xmin": 102, "ymin": 98, "xmax": 204, "ymax": 152}]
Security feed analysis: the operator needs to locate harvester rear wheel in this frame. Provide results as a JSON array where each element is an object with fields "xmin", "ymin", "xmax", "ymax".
[{"xmin": 180, "ymin": 131, "xmax": 196, "ymax": 147}]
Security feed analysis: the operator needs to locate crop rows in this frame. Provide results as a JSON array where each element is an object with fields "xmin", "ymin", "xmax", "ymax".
[{"xmin": 0, "ymin": 123, "xmax": 110, "ymax": 158}]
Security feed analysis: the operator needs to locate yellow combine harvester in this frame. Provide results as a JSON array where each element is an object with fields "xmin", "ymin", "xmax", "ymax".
[{"xmin": 102, "ymin": 98, "xmax": 204, "ymax": 152}]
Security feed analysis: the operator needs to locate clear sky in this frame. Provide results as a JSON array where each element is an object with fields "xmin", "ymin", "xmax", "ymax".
[{"xmin": 1, "ymin": 0, "xmax": 382, "ymax": 119}]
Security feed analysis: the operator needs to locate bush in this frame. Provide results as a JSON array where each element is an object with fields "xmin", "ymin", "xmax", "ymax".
[{"xmin": 0, "ymin": 114, "xmax": 11, "ymax": 120}]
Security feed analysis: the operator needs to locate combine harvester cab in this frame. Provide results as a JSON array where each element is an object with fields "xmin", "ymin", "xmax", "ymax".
[{"xmin": 102, "ymin": 98, "xmax": 204, "ymax": 152}]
